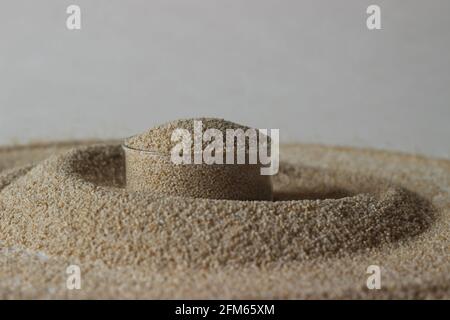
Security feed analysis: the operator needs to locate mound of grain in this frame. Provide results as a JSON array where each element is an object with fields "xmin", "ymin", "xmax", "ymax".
[
  {"xmin": 0, "ymin": 141, "xmax": 448, "ymax": 299},
  {"xmin": 0, "ymin": 144, "xmax": 433, "ymax": 269},
  {"xmin": 125, "ymin": 118, "xmax": 258, "ymax": 154}
]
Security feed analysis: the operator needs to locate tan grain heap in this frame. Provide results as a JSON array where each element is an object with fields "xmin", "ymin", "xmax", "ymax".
[
  {"xmin": 125, "ymin": 118, "xmax": 254, "ymax": 154},
  {"xmin": 0, "ymin": 139, "xmax": 449, "ymax": 299}
]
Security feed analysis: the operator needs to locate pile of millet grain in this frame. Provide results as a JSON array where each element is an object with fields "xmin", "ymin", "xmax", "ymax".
[
  {"xmin": 0, "ymin": 138, "xmax": 448, "ymax": 299},
  {"xmin": 125, "ymin": 118, "xmax": 255, "ymax": 154}
]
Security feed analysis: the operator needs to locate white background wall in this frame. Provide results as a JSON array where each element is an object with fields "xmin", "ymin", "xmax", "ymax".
[{"xmin": 1, "ymin": 0, "xmax": 449, "ymax": 158}]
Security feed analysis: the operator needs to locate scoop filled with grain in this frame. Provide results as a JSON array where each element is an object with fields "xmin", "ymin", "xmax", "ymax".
[{"xmin": 123, "ymin": 118, "xmax": 274, "ymax": 200}]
